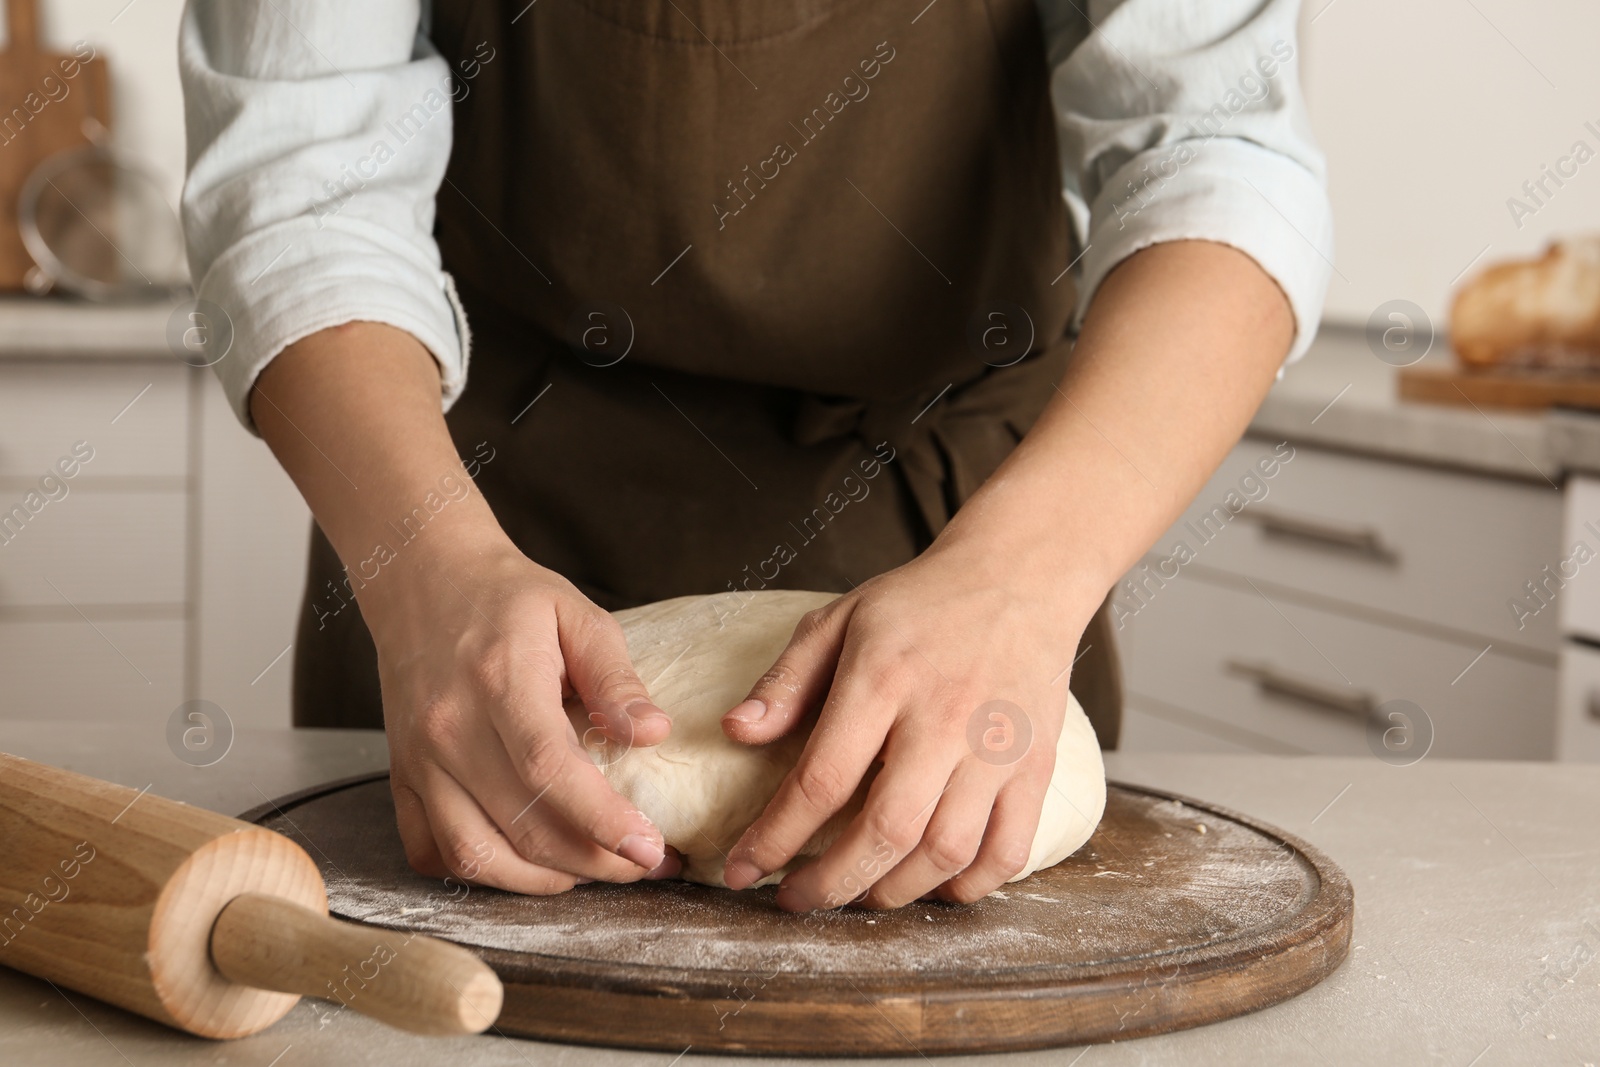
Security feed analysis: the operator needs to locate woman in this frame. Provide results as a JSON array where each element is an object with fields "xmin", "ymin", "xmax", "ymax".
[{"xmin": 180, "ymin": 0, "xmax": 1329, "ymax": 911}]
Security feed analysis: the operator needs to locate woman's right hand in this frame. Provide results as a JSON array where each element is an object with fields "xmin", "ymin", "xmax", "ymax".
[
  {"xmin": 363, "ymin": 536, "xmax": 679, "ymax": 893},
  {"xmin": 249, "ymin": 323, "xmax": 673, "ymax": 893}
]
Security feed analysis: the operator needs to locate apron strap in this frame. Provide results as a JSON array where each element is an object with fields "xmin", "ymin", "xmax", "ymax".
[{"xmin": 791, "ymin": 344, "xmax": 1070, "ymax": 540}]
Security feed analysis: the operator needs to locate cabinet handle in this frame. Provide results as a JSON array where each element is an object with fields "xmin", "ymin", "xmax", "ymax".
[
  {"xmin": 1587, "ymin": 692, "xmax": 1600, "ymax": 723},
  {"xmin": 1244, "ymin": 508, "xmax": 1398, "ymax": 564},
  {"xmin": 1225, "ymin": 659, "xmax": 1380, "ymax": 723}
]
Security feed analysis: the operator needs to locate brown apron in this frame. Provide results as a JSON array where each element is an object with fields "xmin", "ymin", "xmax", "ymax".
[{"xmin": 293, "ymin": 0, "xmax": 1122, "ymax": 747}]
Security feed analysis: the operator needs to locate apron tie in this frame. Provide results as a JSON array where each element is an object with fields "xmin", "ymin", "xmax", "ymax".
[{"xmin": 791, "ymin": 344, "xmax": 1070, "ymax": 539}]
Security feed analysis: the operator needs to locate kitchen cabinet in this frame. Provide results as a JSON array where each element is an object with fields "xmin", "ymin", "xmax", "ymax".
[
  {"xmin": 0, "ymin": 301, "xmax": 310, "ymax": 730},
  {"xmin": 1119, "ymin": 438, "xmax": 1562, "ymax": 758},
  {"xmin": 1556, "ymin": 476, "xmax": 1600, "ymax": 761},
  {"xmin": 1559, "ymin": 476, "xmax": 1600, "ymax": 645},
  {"xmin": 1130, "ymin": 439, "xmax": 1562, "ymax": 654},
  {"xmin": 1557, "ymin": 642, "xmax": 1600, "ymax": 762}
]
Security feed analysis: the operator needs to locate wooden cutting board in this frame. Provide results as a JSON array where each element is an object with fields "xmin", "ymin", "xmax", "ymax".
[
  {"xmin": 0, "ymin": 0, "xmax": 112, "ymax": 288},
  {"xmin": 246, "ymin": 774, "xmax": 1352, "ymax": 1054},
  {"xmin": 1399, "ymin": 363, "xmax": 1600, "ymax": 411}
]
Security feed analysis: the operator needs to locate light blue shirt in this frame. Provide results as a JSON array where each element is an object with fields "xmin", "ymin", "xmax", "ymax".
[{"xmin": 179, "ymin": 0, "xmax": 1332, "ymax": 430}]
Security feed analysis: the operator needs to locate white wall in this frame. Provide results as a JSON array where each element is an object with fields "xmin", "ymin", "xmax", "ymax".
[{"xmin": 1299, "ymin": 0, "xmax": 1600, "ymax": 328}]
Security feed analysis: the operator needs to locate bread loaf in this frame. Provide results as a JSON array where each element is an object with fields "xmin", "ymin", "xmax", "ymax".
[{"xmin": 1451, "ymin": 236, "xmax": 1600, "ymax": 367}]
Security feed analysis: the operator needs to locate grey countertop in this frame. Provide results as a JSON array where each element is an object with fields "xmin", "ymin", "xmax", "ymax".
[
  {"xmin": 0, "ymin": 298, "xmax": 175, "ymax": 361},
  {"xmin": 0, "ymin": 722, "xmax": 1594, "ymax": 1066},
  {"xmin": 1248, "ymin": 324, "xmax": 1576, "ymax": 483},
  {"xmin": 4, "ymin": 296, "xmax": 1600, "ymax": 479}
]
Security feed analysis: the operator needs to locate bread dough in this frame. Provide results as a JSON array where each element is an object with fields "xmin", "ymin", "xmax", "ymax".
[{"xmin": 568, "ymin": 590, "xmax": 1106, "ymax": 890}]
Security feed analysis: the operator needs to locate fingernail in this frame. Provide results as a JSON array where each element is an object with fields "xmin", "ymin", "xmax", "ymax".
[
  {"xmin": 575, "ymin": 878, "xmax": 594, "ymax": 885},
  {"xmin": 727, "ymin": 699, "xmax": 767, "ymax": 724},
  {"xmin": 627, "ymin": 701, "xmax": 670, "ymax": 724},
  {"xmin": 646, "ymin": 852, "xmax": 683, "ymax": 880},
  {"xmin": 617, "ymin": 833, "xmax": 665, "ymax": 870},
  {"xmin": 724, "ymin": 858, "xmax": 765, "ymax": 890}
]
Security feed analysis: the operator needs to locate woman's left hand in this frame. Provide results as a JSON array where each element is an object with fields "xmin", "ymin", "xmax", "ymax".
[
  {"xmin": 715, "ymin": 240, "xmax": 1298, "ymax": 911},
  {"xmin": 718, "ymin": 536, "xmax": 1099, "ymax": 911}
]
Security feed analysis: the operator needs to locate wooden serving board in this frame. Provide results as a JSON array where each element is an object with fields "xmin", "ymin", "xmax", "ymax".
[
  {"xmin": 1399, "ymin": 363, "xmax": 1600, "ymax": 411},
  {"xmin": 0, "ymin": 0, "xmax": 112, "ymax": 288},
  {"xmin": 246, "ymin": 775, "xmax": 1353, "ymax": 1054}
]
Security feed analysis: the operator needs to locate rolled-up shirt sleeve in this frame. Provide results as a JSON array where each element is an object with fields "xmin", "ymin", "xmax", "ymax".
[
  {"xmin": 1043, "ymin": 0, "xmax": 1333, "ymax": 365},
  {"xmin": 180, "ymin": 0, "xmax": 467, "ymax": 431}
]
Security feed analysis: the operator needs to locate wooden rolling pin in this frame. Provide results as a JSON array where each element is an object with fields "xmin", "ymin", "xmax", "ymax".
[{"xmin": 0, "ymin": 753, "xmax": 502, "ymax": 1039}]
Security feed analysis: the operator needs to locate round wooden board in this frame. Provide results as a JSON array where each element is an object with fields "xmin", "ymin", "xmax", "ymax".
[{"xmin": 246, "ymin": 775, "xmax": 1352, "ymax": 1055}]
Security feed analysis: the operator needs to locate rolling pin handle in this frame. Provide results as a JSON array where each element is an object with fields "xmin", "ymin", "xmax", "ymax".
[{"xmin": 210, "ymin": 893, "xmax": 503, "ymax": 1036}]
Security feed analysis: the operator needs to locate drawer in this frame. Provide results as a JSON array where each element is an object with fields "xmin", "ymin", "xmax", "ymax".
[
  {"xmin": 1556, "ymin": 642, "xmax": 1600, "ymax": 762},
  {"xmin": 1139, "ymin": 439, "xmax": 1562, "ymax": 653},
  {"xmin": 1560, "ymin": 477, "xmax": 1600, "ymax": 644},
  {"xmin": 0, "ymin": 619, "xmax": 184, "ymax": 723},
  {"xmin": 1120, "ymin": 698, "xmax": 1296, "ymax": 755},
  {"xmin": 1118, "ymin": 572, "xmax": 1557, "ymax": 759},
  {"xmin": 0, "ymin": 491, "xmax": 187, "ymax": 607},
  {"xmin": 0, "ymin": 363, "xmax": 189, "ymax": 480}
]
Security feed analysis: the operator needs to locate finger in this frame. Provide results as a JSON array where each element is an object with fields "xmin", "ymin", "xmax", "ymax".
[
  {"xmin": 558, "ymin": 602, "xmax": 671, "ymax": 748},
  {"xmin": 773, "ymin": 737, "xmax": 952, "ymax": 912},
  {"xmin": 723, "ymin": 600, "xmax": 853, "ymax": 746},
  {"xmin": 723, "ymin": 657, "xmax": 895, "ymax": 891},
  {"xmin": 392, "ymin": 777, "xmax": 447, "ymax": 878},
  {"xmin": 644, "ymin": 846, "xmax": 684, "ymax": 881},
  {"xmin": 935, "ymin": 772, "xmax": 1049, "ymax": 904},
  {"xmin": 861, "ymin": 762, "xmax": 995, "ymax": 910},
  {"xmin": 482, "ymin": 648, "xmax": 667, "ymax": 872},
  {"xmin": 456, "ymin": 731, "xmax": 666, "ymax": 883},
  {"xmin": 409, "ymin": 762, "xmax": 580, "ymax": 895}
]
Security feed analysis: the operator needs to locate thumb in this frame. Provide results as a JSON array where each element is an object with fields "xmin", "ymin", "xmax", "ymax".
[
  {"xmin": 723, "ymin": 601, "xmax": 852, "ymax": 746},
  {"xmin": 559, "ymin": 605, "xmax": 671, "ymax": 749}
]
